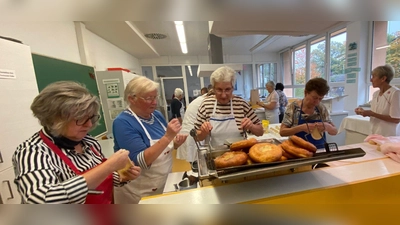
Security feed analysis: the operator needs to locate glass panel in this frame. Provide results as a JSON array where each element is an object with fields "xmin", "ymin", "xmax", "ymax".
[
  {"xmin": 310, "ymin": 38, "xmax": 326, "ymax": 78},
  {"xmin": 184, "ymin": 65, "xmax": 201, "ymax": 103},
  {"xmin": 329, "ymin": 31, "xmax": 346, "ymax": 82},
  {"xmin": 203, "ymin": 76, "xmax": 211, "ymax": 88},
  {"xmin": 155, "ymin": 66, "xmax": 182, "ymax": 77},
  {"xmin": 257, "ymin": 63, "xmax": 277, "ymax": 97},
  {"xmin": 294, "ymin": 46, "xmax": 306, "ymax": 85},
  {"xmin": 142, "ymin": 66, "xmax": 153, "ymax": 80},
  {"xmin": 328, "ymin": 86, "xmax": 345, "ymax": 97},
  {"xmin": 294, "ymin": 87, "xmax": 305, "ymax": 98},
  {"xmin": 242, "ymin": 64, "xmax": 253, "ymax": 100}
]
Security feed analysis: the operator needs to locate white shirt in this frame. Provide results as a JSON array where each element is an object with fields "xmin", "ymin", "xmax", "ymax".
[
  {"xmin": 177, "ymin": 94, "xmax": 206, "ymax": 161},
  {"xmin": 370, "ymin": 86, "xmax": 400, "ymax": 136}
]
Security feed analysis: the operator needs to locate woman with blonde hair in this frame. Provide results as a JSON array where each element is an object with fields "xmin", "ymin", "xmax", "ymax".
[
  {"xmin": 13, "ymin": 81, "xmax": 140, "ymax": 204},
  {"xmin": 113, "ymin": 76, "xmax": 187, "ymax": 203}
]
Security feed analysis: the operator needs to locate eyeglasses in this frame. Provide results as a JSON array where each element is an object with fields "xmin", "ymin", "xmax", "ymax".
[
  {"xmin": 214, "ymin": 88, "xmax": 233, "ymax": 95},
  {"xmin": 76, "ymin": 115, "xmax": 100, "ymax": 126},
  {"xmin": 136, "ymin": 95, "xmax": 159, "ymax": 103}
]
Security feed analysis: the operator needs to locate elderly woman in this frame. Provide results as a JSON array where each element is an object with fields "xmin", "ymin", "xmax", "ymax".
[
  {"xmin": 112, "ymin": 76, "xmax": 187, "ymax": 203},
  {"xmin": 194, "ymin": 66, "xmax": 263, "ymax": 147},
  {"xmin": 280, "ymin": 78, "xmax": 338, "ymax": 149},
  {"xmin": 276, "ymin": 82, "xmax": 288, "ymax": 123},
  {"xmin": 355, "ymin": 64, "xmax": 400, "ymax": 136},
  {"xmin": 257, "ymin": 81, "xmax": 280, "ymax": 124},
  {"xmin": 171, "ymin": 88, "xmax": 185, "ymax": 124},
  {"xmin": 12, "ymin": 81, "xmax": 140, "ymax": 204}
]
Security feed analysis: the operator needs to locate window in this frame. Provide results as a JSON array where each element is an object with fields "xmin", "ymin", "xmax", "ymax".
[
  {"xmin": 293, "ymin": 45, "xmax": 306, "ymax": 98},
  {"xmin": 369, "ymin": 21, "xmax": 400, "ymax": 101},
  {"xmin": 328, "ymin": 28, "xmax": 346, "ymax": 97},
  {"xmin": 257, "ymin": 63, "xmax": 277, "ymax": 97},
  {"xmin": 310, "ymin": 37, "xmax": 325, "ymax": 79}
]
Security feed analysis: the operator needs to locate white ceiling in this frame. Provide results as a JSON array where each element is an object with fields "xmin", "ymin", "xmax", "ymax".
[{"xmin": 83, "ymin": 21, "xmax": 345, "ymax": 60}]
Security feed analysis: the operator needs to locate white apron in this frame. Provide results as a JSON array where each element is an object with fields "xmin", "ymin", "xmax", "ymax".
[
  {"xmin": 114, "ymin": 110, "xmax": 174, "ymax": 204},
  {"xmin": 264, "ymin": 92, "xmax": 279, "ymax": 124},
  {"xmin": 209, "ymin": 100, "xmax": 243, "ymax": 148},
  {"xmin": 179, "ymin": 100, "xmax": 185, "ymax": 120}
]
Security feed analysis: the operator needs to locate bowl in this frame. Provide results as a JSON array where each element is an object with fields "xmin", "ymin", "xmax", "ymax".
[{"xmin": 178, "ymin": 179, "xmax": 197, "ymax": 191}]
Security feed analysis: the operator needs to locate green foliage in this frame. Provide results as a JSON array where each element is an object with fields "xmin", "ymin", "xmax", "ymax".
[{"xmin": 386, "ymin": 34, "xmax": 400, "ymax": 78}]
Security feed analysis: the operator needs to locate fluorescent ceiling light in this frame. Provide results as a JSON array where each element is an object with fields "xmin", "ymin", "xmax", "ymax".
[
  {"xmin": 174, "ymin": 21, "xmax": 188, "ymax": 54},
  {"xmin": 376, "ymin": 45, "xmax": 390, "ymax": 50}
]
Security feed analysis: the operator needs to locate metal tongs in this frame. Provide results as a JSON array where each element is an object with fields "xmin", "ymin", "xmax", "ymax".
[{"xmin": 305, "ymin": 120, "xmax": 338, "ymax": 153}]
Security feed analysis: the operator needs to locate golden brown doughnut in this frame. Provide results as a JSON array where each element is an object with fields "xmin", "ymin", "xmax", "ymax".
[
  {"xmin": 280, "ymin": 155, "xmax": 288, "ymax": 161},
  {"xmin": 281, "ymin": 140, "xmax": 313, "ymax": 158},
  {"xmin": 289, "ymin": 135, "xmax": 317, "ymax": 153},
  {"xmin": 214, "ymin": 151, "xmax": 248, "ymax": 168},
  {"xmin": 281, "ymin": 147, "xmax": 296, "ymax": 159},
  {"xmin": 230, "ymin": 138, "xmax": 258, "ymax": 151},
  {"xmin": 248, "ymin": 143, "xmax": 282, "ymax": 163}
]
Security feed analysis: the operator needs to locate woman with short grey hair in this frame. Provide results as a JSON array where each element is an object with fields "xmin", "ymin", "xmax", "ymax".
[
  {"xmin": 13, "ymin": 81, "xmax": 140, "ymax": 204},
  {"xmin": 355, "ymin": 64, "xmax": 400, "ymax": 136},
  {"xmin": 171, "ymin": 88, "xmax": 185, "ymax": 123},
  {"xmin": 257, "ymin": 81, "xmax": 280, "ymax": 124},
  {"xmin": 210, "ymin": 66, "xmax": 237, "ymax": 87},
  {"xmin": 113, "ymin": 76, "xmax": 187, "ymax": 203}
]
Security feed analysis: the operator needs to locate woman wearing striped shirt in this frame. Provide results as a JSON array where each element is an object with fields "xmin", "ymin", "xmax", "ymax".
[
  {"xmin": 12, "ymin": 81, "xmax": 141, "ymax": 204},
  {"xmin": 194, "ymin": 66, "xmax": 263, "ymax": 147}
]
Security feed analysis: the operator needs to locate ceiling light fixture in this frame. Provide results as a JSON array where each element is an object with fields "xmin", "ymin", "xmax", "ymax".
[
  {"xmin": 376, "ymin": 45, "xmax": 390, "ymax": 50},
  {"xmin": 174, "ymin": 21, "xmax": 188, "ymax": 54}
]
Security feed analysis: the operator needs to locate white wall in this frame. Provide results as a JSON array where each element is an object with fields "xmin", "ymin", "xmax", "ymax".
[
  {"xmin": 84, "ymin": 29, "xmax": 141, "ymax": 73},
  {"xmin": 0, "ymin": 22, "xmax": 141, "ymax": 72},
  {"xmin": 0, "ymin": 22, "xmax": 81, "ymax": 63},
  {"xmin": 344, "ymin": 21, "xmax": 370, "ymax": 115}
]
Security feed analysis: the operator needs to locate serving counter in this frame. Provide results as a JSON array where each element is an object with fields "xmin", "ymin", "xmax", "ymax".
[{"xmin": 140, "ymin": 142, "xmax": 400, "ymax": 204}]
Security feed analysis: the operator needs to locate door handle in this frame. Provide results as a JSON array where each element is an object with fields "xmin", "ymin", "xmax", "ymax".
[
  {"xmin": 2, "ymin": 180, "xmax": 14, "ymax": 200},
  {"xmin": 0, "ymin": 150, "xmax": 3, "ymax": 163}
]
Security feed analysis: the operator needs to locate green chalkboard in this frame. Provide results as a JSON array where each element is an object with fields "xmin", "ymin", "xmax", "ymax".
[{"xmin": 31, "ymin": 54, "xmax": 106, "ymax": 137}]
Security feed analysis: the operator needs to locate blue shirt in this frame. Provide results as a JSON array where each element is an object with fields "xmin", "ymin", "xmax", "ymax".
[{"xmin": 112, "ymin": 110, "xmax": 167, "ymax": 168}]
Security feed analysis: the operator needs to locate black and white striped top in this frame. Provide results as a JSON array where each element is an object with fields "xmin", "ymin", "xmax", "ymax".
[
  {"xmin": 12, "ymin": 129, "xmax": 122, "ymax": 204},
  {"xmin": 194, "ymin": 95, "xmax": 261, "ymax": 131}
]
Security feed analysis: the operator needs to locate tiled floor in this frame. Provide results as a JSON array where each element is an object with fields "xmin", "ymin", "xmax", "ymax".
[{"xmin": 171, "ymin": 150, "xmax": 191, "ymax": 172}]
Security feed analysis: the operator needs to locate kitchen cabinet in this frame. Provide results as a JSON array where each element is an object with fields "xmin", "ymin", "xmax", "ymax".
[{"xmin": 0, "ymin": 167, "xmax": 21, "ymax": 204}]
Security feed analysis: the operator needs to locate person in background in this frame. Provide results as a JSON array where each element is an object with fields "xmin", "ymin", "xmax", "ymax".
[
  {"xmin": 194, "ymin": 66, "xmax": 263, "ymax": 147},
  {"xmin": 12, "ymin": 81, "xmax": 140, "ymax": 204},
  {"xmin": 112, "ymin": 76, "xmax": 187, "ymax": 203},
  {"xmin": 200, "ymin": 87, "xmax": 208, "ymax": 95},
  {"xmin": 280, "ymin": 78, "xmax": 338, "ymax": 149},
  {"xmin": 257, "ymin": 81, "xmax": 280, "ymax": 124},
  {"xmin": 171, "ymin": 88, "xmax": 185, "ymax": 124},
  {"xmin": 276, "ymin": 82, "xmax": 288, "ymax": 123},
  {"xmin": 177, "ymin": 87, "xmax": 214, "ymax": 162},
  {"xmin": 355, "ymin": 64, "xmax": 400, "ymax": 136}
]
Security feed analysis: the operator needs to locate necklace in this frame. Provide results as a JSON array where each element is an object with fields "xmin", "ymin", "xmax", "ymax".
[{"xmin": 139, "ymin": 114, "xmax": 154, "ymax": 125}]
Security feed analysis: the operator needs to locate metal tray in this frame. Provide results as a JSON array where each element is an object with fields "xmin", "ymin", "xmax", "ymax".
[{"xmin": 196, "ymin": 142, "xmax": 366, "ymax": 181}]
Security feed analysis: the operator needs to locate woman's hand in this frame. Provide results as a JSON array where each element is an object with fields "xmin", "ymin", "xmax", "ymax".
[
  {"xmin": 118, "ymin": 160, "xmax": 141, "ymax": 182},
  {"xmin": 107, "ymin": 149, "xmax": 131, "ymax": 171},
  {"xmin": 360, "ymin": 109, "xmax": 373, "ymax": 117},
  {"xmin": 240, "ymin": 118, "xmax": 253, "ymax": 131},
  {"xmin": 355, "ymin": 107, "xmax": 364, "ymax": 115},
  {"xmin": 200, "ymin": 121, "xmax": 213, "ymax": 136},
  {"xmin": 174, "ymin": 134, "xmax": 188, "ymax": 148},
  {"xmin": 165, "ymin": 118, "xmax": 182, "ymax": 141}
]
